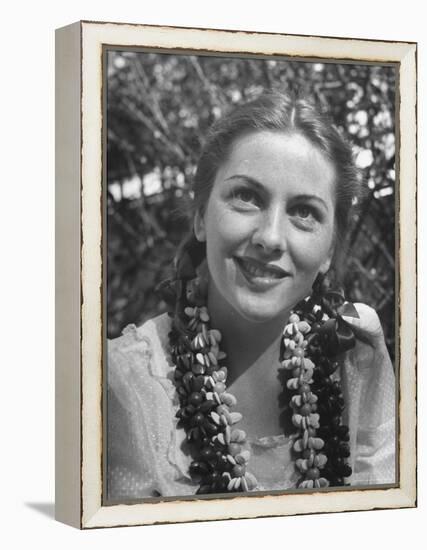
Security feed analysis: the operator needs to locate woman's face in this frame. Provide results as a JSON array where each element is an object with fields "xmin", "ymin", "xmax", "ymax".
[{"xmin": 195, "ymin": 130, "xmax": 336, "ymax": 324}]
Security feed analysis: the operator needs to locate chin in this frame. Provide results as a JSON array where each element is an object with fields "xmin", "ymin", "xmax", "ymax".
[{"xmin": 234, "ymin": 295, "xmax": 289, "ymax": 325}]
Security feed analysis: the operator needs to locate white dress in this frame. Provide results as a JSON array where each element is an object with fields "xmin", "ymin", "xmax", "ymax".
[{"xmin": 106, "ymin": 313, "xmax": 396, "ymax": 501}]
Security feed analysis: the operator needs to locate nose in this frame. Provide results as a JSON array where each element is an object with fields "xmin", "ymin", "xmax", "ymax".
[{"xmin": 252, "ymin": 204, "xmax": 286, "ymax": 254}]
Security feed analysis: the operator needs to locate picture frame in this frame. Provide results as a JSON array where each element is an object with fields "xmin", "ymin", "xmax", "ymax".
[{"xmin": 55, "ymin": 20, "xmax": 417, "ymax": 529}]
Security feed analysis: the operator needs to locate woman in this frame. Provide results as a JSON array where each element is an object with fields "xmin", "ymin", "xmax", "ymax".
[{"xmin": 107, "ymin": 92, "xmax": 395, "ymax": 500}]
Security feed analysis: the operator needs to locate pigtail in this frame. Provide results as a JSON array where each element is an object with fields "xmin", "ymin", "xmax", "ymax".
[
  {"xmin": 175, "ymin": 232, "xmax": 206, "ymax": 280},
  {"xmin": 156, "ymin": 231, "xmax": 207, "ymax": 337}
]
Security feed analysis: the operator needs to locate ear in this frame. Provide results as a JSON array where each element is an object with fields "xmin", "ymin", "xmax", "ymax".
[{"xmin": 193, "ymin": 209, "xmax": 206, "ymax": 242}]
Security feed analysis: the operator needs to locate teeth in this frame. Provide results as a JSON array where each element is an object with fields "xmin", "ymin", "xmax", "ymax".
[{"xmin": 241, "ymin": 259, "xmax": 281, "ymax": 279}]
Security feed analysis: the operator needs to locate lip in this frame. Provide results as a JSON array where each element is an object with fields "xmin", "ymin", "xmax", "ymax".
[{"xmin": 234, "ymin": 256, "xmax": 290, "ymax": 288}]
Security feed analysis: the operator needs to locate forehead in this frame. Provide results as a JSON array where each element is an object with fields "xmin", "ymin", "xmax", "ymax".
[{"xmin": 217, "ymin": 130, "xmax": 336, "ymax": 199}]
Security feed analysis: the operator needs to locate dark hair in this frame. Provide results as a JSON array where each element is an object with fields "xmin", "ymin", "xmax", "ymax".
[{"xmin": 177, "ymin": 90, "xmax": 362, "ymax": 279}]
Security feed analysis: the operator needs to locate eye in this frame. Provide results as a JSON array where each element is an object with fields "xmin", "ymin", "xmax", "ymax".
[
  {"xmin": 230, "ymin": 186, "xmax": 261, "ymax": 209},
  {"xmin": 293, "ymin": 205, "xmax": 313, "ymax": 219},
  {"xmin": 289, "ymin": 203, "xmax": 321, "ymax": 229}
]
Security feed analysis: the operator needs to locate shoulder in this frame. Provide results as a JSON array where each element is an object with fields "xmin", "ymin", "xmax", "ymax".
[
  {"xmin": 340, "ymin": 302, "xmax": 390, "ymax": 369},
  {"xmin": 107, "ymin": 313, "xmax": 175, "ymax": 398},
  {"xmin": 106, "ymin": 313, "xmax": 194, "ymax": 497},
  {"xmin": 107, "ymin": 312, "xmax": 178, "ymax": 437},
  {"xmin": 342, "ymin": 302, "xmax": 385, "ymax": 347},
  {"xmin": 108, "ymin": 313, "xmax": 172, "ymax": 370},
  {"xmin": 108, "ymin": 312, "xmax": 172, "ymax": 352},
  {"xmin": 340, "ymin": 302, "xmax": 394, "ymax": 425}
]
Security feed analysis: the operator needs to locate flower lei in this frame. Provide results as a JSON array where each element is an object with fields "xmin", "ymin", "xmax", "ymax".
[{"xmin": 161, "ymin": 254, "xmax": 357, "ymax": 495}]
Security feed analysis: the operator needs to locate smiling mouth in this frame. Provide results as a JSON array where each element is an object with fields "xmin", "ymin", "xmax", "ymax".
[{"xmin": 235, "ymin": 256, "xmax": 290, "ymax": 281}]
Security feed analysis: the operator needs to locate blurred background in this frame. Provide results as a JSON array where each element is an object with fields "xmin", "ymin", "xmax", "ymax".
[{"xmin": 106, "ymin": 50, "xmax": 396, "ymax": 360}]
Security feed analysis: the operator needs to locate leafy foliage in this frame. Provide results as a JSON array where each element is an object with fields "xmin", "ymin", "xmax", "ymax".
[{"xmin": 106, "ymin": 51, "xmax": 396, "ymax": 359}]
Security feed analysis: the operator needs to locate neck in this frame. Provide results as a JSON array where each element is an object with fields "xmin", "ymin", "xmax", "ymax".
[{"xmin": 207, "ymin": 283, "xmax": 290, "ymax": 384}]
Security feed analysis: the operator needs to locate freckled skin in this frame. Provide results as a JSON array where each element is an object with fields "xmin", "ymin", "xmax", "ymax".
[{"xmin": 195, "ymin": 130, "xmax": 336, "ymax": 325}]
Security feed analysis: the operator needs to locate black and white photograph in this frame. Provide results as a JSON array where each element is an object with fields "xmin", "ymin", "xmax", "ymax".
[
  {"xmin": 2, "ymin": 0, "xmax": 424, "ymax": 543},
  {"xmin": 105, "ymin": 49, "xmax": 397, "ymax": 502}
]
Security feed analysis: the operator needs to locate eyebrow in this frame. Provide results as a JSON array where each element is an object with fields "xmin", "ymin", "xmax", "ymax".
[
  {"xmin": 293, "ymin": 193, "xmax": 331, "ymax": 212},
  {"xmin": 225, "ymin": 174, "xmax": 265, "ymax": 192},
  {"xmin": 225, "ymin": 174, "xmax": 331, "ymax": 212}
]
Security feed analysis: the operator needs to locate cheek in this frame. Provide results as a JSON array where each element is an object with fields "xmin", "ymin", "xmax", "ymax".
[
  {"xmin": 205, "ymin": 207, "xmax": 254, "ymax": 253},
  {"xmin": 289, "ymin": 227, "xmax": 333, "ymax": 273}
]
